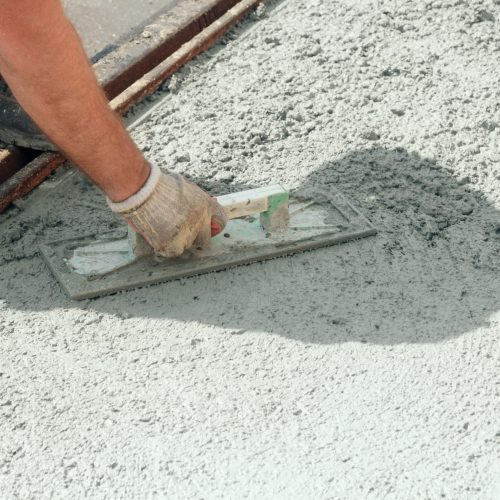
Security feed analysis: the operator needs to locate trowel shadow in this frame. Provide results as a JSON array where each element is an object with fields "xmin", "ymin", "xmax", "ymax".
[{"xmin": 3, "ymin": 147, "xmax": 500, "ymax": 345}]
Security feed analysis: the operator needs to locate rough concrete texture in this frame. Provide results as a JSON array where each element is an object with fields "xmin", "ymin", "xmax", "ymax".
[{"xmin": 2, "ymin": 0, "xmax": 500, "ymax": 497}]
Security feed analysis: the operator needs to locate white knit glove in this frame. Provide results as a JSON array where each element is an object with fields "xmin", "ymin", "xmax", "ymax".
[{"xmin": 107, "ymin": 164, "xmax": 227, "ymax": 258}]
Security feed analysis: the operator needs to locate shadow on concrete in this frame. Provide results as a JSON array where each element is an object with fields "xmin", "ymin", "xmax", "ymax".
[{"xmin": 2, "ymin": 146, "xmax": 499, "ymax": 345}]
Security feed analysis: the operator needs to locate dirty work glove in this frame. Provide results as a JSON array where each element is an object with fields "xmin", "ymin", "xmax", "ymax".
[{"xmin": 107, "ymin": 163, "xmax": 227, "ymax": 258}]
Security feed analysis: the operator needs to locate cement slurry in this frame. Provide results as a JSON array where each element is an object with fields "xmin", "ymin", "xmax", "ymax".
[{"xmin": 2, "ymin": 0, "xmax": 500, "ymax": 497}]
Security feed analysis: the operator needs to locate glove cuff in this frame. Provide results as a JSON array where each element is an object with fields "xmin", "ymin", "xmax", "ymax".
[{"xmin": 106, "ymin": 162, "xmax": 162, "ymax": 213}]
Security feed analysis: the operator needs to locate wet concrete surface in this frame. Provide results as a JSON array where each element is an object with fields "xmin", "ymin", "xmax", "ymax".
[{"xmin": 2, "ymin": 0, "xmax": 500, "ymax": 497}]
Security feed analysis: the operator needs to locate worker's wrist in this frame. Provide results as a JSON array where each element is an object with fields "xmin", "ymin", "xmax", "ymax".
[
  {"xmin": 104, "ymin": 157, "xmax": 153, "ymax": 204},
  {"xmin": 107, "ymin": 162, "xmax": 161, "ymax": 213}
]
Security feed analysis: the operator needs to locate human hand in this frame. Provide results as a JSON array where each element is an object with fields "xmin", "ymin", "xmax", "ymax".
[{"xmin": 108, "ymin": 164, "xmax": 227, "ymax": 257}]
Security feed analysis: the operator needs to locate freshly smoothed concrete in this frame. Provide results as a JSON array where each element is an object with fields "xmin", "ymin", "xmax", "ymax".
[
  {"xmin": 1, "ymin": 0, "xmax": 500, "ymax": 498},
  {"xmin": 62, "ymin": 0, "xmax": 177, "ymax": 57}
]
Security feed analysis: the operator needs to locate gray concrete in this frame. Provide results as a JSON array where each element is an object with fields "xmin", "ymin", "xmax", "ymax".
[
  {"xmin": 62, "ymin": 0, "xmax": 177, "ymax": 57},
  {"xmin": 1, "ymin": 0, "xmax": 500, "ymax": 498}
]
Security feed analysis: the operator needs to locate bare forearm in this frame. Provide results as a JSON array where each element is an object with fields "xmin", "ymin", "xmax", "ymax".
[{"xmin": 0, "ymin": 0, "xmax": 149, "ymax": 201}]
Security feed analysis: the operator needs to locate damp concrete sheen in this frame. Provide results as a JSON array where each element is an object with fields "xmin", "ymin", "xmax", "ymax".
[{"xmin": 1, "ymin": 0, "xmax": 500, "ymax": 498}]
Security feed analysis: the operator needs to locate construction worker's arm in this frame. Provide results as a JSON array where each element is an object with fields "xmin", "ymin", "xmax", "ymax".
[{"xmin": 0, "ymin": 0, "xmax": 226, "ymax": 255}]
